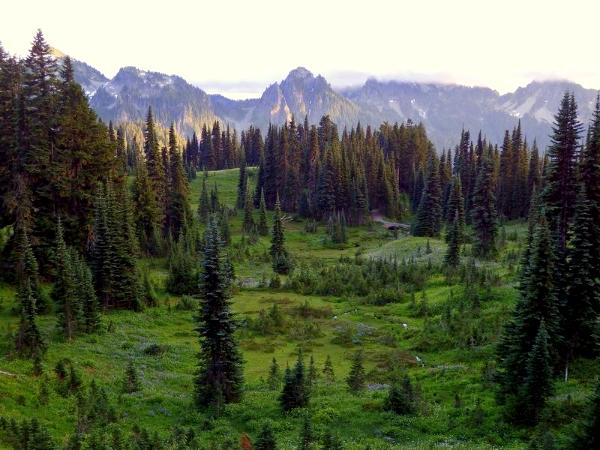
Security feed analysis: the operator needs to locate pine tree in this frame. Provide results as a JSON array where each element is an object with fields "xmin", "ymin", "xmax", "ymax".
[
  {"xmin": 444, "ymin": 212, "xmax": 461, "ymax": 267},
  {"xmin": 497, "ymin": 217, "xmax": 561, "ymax": 400},
  {"xmin": 52, "ymin": 219, "xmax": 81, "ymax": 340},
  {"xmin": 322, "ymin": 355, "xmax": 335, "ymax": 383},
  {"xmin": 568, "ymin": 380, "xmax": 599, "ymax": 450},
  {"xmin": 297, "ymin": 416, "xmax": 314, "ymax": 450},
  {"xmin": 111, "ymin": 184, "xmax": 142, "ymax": 311},
  {"xmin": 166, "ymin": 231, "xmax": 197, "ymax": 296},
  {"xmin": 307, "ymin": 355, "xmax": 318, "ymax": 389},
  {"xmin": 520, "ymin": 321, "xmax": 553, "ymax": 424},
  {"xmin": 258, "ymin": 188, "xmax": 269, "ymax": 236},
  {"xmin": 413, "ymin": 155, "xmax": 442, "ymax": 237},
  {"xmin": 166, "ymin": 124, "xmax": 191, "ymax": 238},
  {"xmin": 565, "ymin": 187, "xmax": 599, "ymax": 357},
  {"xmin": 73, "ymin": 254, "xmax": 100, "ymax": 333},
  {"xmin": 346, "ymin": 350, "xmax": 366, "ymax": 392},
  {"xmin": 237, "ymin": 150, "xmax": 248, "ymax": 209},
  {"xmin": 445, "ymin": 176, "xmax": 465, "ymax": 244},
  {"xmin": 123, "ymin": 360, "xmax": 140, "ymax": 393},
  {"xmin": 543, "ymin": 92, "xmax": 582, "ymax": 252},
  {"xmin": 268, "ymin": 357, "xmax": 281, "ymax": 390},
  {"xmin": 195, "ymin": 216, "xmax": 243, "ymax": 407},
  {"xmin": 384, "ymin": 375, "xmax": 417, "ymax": 415},
  {"xmin": 471, "ymin": 154, "xmax": 497, "ymax": 257},
  {"xmin": 270, "ymin": 196, "xmax": 291, "ymax": 274},
  {"xmin": 132, "ymin": 157, "xmax": 161, "ymax": 256},
  {"xmin": 255, "ymin": 422, "xmax": 277, "ymax": 450},
  {"xmin": 144, "ymin": 107, "xmax": 167, "ymax": 222},
  {"xmin": 564, "ymin": 95, "xmax": 600, "ymax": 357},
  {"xmin": 243, "ymin": 187, "xmax": 256, "ymax": 234},
  {"xmin": 15, "ymin": 226, "xmax": 50, "ymax": 313},
  {"xmin": 15, "ymin": 278, "xmax": 45, "ymax": 357},
  {"xmin": 280, "ymin": 352, "xmax": 309, "ymax": 411},
  {"xmin": 197, "ymin": 174, "xmax": 210, "ymax": 223}
]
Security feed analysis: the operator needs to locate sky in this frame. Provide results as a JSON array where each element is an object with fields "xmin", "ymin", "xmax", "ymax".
[{"xmin": 2, "ymin": 0, "xmax": 600, "ymax": 99}]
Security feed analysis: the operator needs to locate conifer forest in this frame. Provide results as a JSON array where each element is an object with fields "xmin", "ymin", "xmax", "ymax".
[{"xmin": 0, "ymin": 21, "xmax": 598, "ymax": 450}]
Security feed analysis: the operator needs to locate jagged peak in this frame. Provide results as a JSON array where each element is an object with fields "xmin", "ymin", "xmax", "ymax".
[{"xmin": 285, "ymin": 67, "xmax": 314, "ymax": 81}]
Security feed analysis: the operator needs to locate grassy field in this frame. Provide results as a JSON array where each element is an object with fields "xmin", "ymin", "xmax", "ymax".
[{"xmin": 0, "ymin": 169, "xmax": 596, "ymax": 449}]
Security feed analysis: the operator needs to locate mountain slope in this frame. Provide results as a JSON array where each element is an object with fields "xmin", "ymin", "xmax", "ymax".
[{"xmin": 64, "ymin": 52, "xmax": 599, "ymax": 150}]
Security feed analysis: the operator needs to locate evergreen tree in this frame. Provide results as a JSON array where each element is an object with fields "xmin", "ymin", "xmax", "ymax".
[
  {"xmin": 237, "ymin": 150, "xmax": 248, "ymax": 210},
  {"xmin": 255, "ymin": 422, "xmax": 277, "ymax": 450},
  {"xmin": 445, "ymin": 176, "xmax": 465, "ymax": 244},
  {"xmin": 444, "ymin": 212, "xmax": 461, "ymax": 267},
  {"xmin": 197, "ymin": 174, "xmax": 210, "ymax": 223},
  {"xmin": 132, "ymin": 158, "xmax": 161, "ymax": 256},
  {"xmin": 280, "ymin": 352, "xmax": 309, "ymax": 411},
  {"xmin": 568, "ymin": 380, "xmax": 599, "ymax": 450},
  {"xmin": 195, "ymin": 217, "xmax": 243, "ymax": 408},
  {"xmin": 413, "ymin": 155, "xmax": 442, "ymax": 237},
  {"xmin": 346, "ymin": 350, "xmax": 366, "ymax": 392},
  {"xmin": 143, "ymin": 107, "xmax": 167, "ymax": 222},
  {"xmin": 268, "ymin": 357, "xmax": 281, "ymax": 390},
  {"xmin": 307, "ymin": 355, "xmax": 318, "ymax": 388},
  {"xmin": 270, "ymin": 196, "xmax": 291, "ymax": 274},
  {"xmin": 166, "ymin": 124, "xmax": 191, "ymax": 238},
  {"xmin": 297, "ymin": 416, "xmax": 314, "ymax": 450},
  {"xmin": 73, "ymin": 254, "xmax": 100, "ymax": 333},
  {"xmin": 15, "ymin": 278, "xmax": 45, "ymax": 357},
  {"xmin": 242, "ymin": 187, "xmax": 256, "ymax": 234},
  {"xmin": 258, "ymin": 188, "xmax": 269, "ymax": 236},
  {"xmin": 497, "ymin": 217, "xmax": 561, "ymax": 400},
  {"xmin": 166, "ymin": 231, "xmax": 197, "ymax": 296},
  {"xmin": 520, "ymin": 321, "xmax": 553, "ymax": 424},
  {"xmin": 384, "ymin": 375, "xmax": 417, "ymax": 415},
  {"xmin": 565, "ymin": 186, "xmax": 600, "ymax": 357},
  {"xmin": 15, "ymin": 226, "xmax": 49, "ymax": 313},
  {"xmin": 564, "ymin": 95, "xmax": 600, "ymax": 357},
  {"xmin": 52, "ymin": 219, "xmax": 81, "ymax": 340},
  {"xmin": 543, "ymin": 92, "xmax": 582, "ymax": 252},
  {"xmin": 123, "ymin": 360, "xmax": 140, "ymax": 393},
  {"xmin": 471, "ymin": 154, "xmax": 497, "ymax": 257},
  {"xmin": 322, "ymin": 355, "xmax": 335, "ymax": 383}
]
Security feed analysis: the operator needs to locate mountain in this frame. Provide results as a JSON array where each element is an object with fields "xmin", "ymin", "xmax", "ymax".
[
  {"xmin": 64, "ymin": 52, "xmax": 599, "ymax": 150},
  {"xmin": 89, "ymin": 67, "xmax": 221, "ymax": 137},
  {"xmin": 51, "ymin": 48, "xmax": 109, "ymax": 97}
]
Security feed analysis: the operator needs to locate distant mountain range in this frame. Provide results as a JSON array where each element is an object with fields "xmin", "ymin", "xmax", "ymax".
[{"xmin": 54, "ymin": 49, "xmax": 599, "ymax": 150}]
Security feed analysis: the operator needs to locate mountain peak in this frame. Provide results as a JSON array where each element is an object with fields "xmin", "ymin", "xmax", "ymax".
[{"xmin": 286, "ymin": 67, "xmax": 314, "ymax": 80}]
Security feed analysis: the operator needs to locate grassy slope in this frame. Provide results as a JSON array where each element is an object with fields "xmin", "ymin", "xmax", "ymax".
[{"xmin": 0, "ymin": 169, "xmax": 596, "ymax": 449}]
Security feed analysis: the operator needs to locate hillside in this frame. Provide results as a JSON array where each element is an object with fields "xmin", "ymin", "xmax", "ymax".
[{"xmin": 1, "ymin": 168, "xmax": 596, "ymax": 449}]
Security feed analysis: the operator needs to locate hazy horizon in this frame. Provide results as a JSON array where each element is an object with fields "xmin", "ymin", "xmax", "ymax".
[{"xmin": 3, "ymin": 0, "xmax": 600, "ymax": 99}]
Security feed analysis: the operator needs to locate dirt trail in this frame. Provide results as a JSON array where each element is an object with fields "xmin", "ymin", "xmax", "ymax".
[{"xmin": 371, "ymin": 211, "xmax": 409, "ymax": 230}]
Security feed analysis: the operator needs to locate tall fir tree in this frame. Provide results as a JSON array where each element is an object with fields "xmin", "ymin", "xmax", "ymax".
[
  {"xmin": 258, "ymin": 188, "xmax": 269, "ymax": 236},
  {"xmin": 543, "ymin": 92, "xmax": 582, "ymax": 252},
  {"xmin": 270, "ymin": 196, "xmax": 290, "ymax": 274},
  {"xmin": 195, "ymin": 216, "xmax": 243, "ymax": 408},
  {"xmin": 52, "ymin": 219, "xmax": 81, "ymax": 340},
  {"xmin": 166, "ymin": 124, "xmax": 191, "ymax": 239},
  {"xmin": 471, "ymin": 154, "xmax": 497, "ymax": 257},
  {"xmin": 236, "ymin": 149, "xmax": 248, "ymax": 210},
  {"xmin": 413, "ymin": 155, "xmax": 442, "ymax": 237},
  {"xmin": 497, "ymin": 217, "xmax": 561, "ymax": 400},
  {"xmin": 445, "ymin": 176, "xmax": 465, "ymax": 244},
  {"xmin": 520, "ymin": 321, "xmax": 554, "ymax": 424},
  {"xmin": 15, "ymin": 278, "xmax": 45, "ymax": 357}
]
